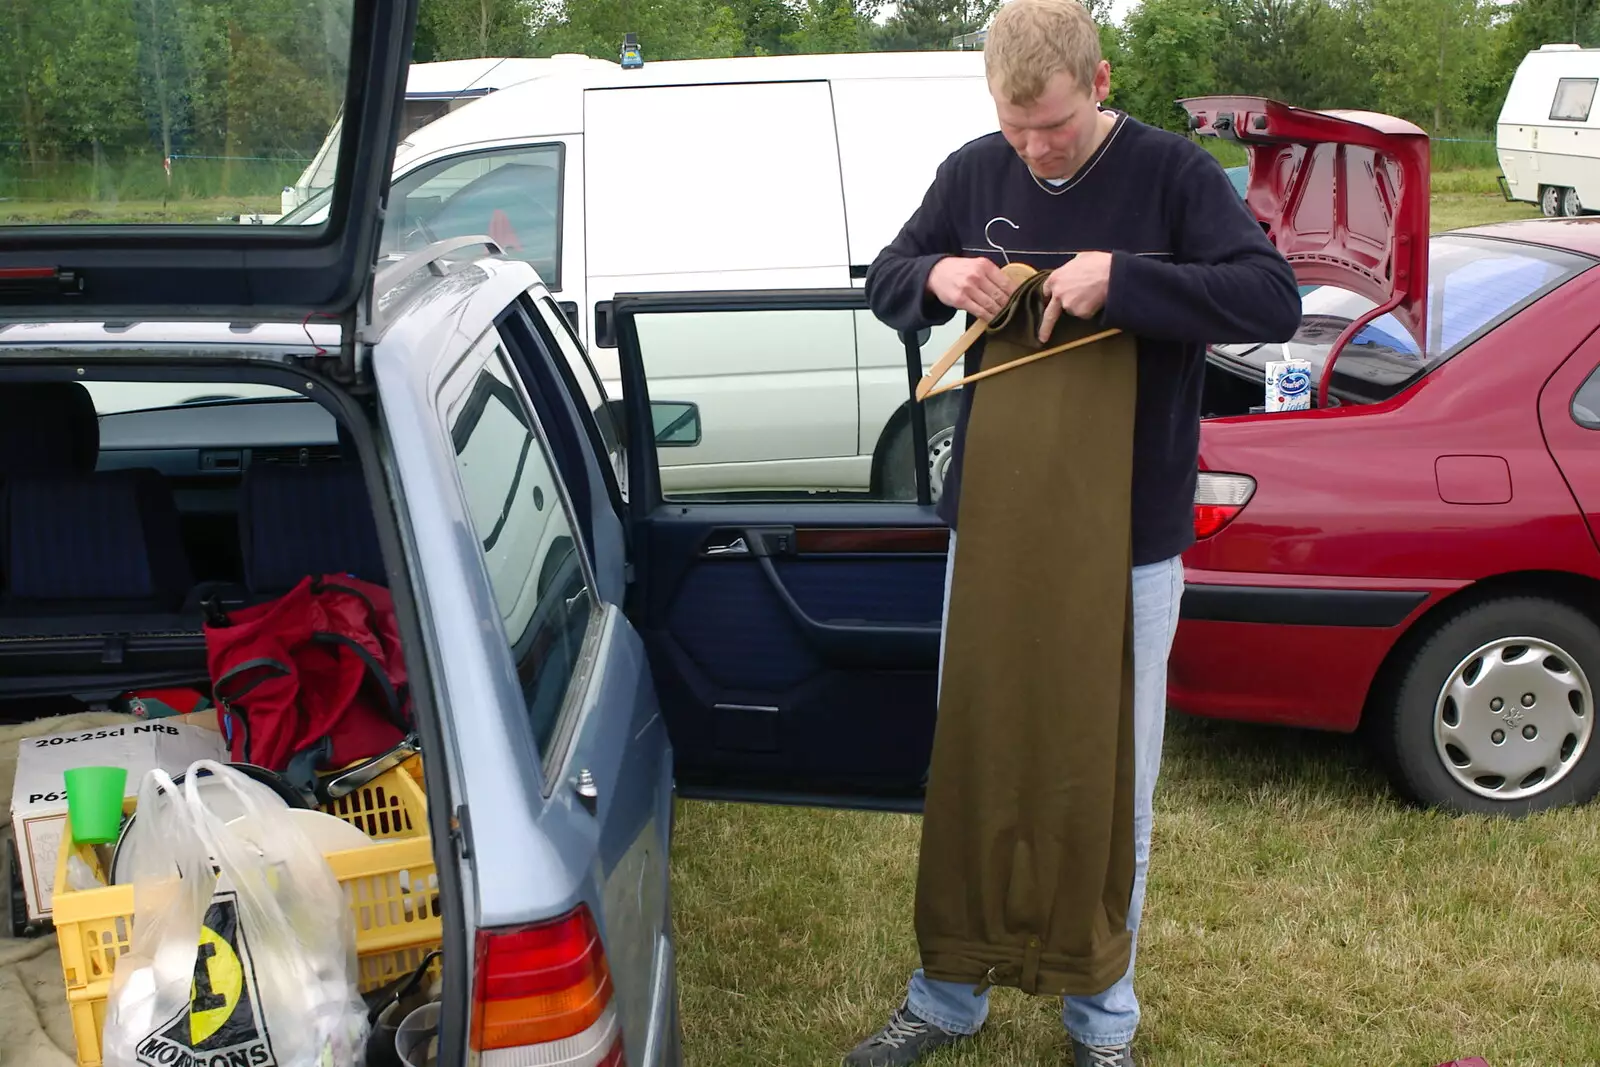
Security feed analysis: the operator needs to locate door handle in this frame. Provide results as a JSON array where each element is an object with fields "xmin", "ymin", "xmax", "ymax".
[
  {"xmin": 574, "ymin": 768, "xmax": 598, "ymax": 815},
  {"xmin": 703, "ymin": 535, "xmax": 750, "ymax": 557}
]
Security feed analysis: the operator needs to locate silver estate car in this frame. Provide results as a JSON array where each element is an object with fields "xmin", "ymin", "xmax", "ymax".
[{"xmin": 0, "ymin": 3, "xmax": 955, "ymax": 1064}]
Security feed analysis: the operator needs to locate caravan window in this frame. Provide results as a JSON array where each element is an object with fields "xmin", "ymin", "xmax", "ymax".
[
  {"xmin": 1551, "ymin": 78, "xmax": 1597, "ymax": 123},
  {"xmin": 383, "ymin": 145, "xmax": 565, "ymax": 289}
]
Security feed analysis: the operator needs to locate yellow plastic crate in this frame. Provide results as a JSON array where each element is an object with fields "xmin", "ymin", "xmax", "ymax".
[{"xmin": 50, "ymin": 757, "xmax": 442, "ymax": 1067}]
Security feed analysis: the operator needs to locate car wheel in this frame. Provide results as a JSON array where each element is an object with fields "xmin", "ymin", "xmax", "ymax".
[
  {"xmin": 1541, "ymin": 185, "xmax": 1564, "ymax": 217},
  {"xmin": 1559, "ymin": 186, "xmax": 1585, "ymax": 217},
  {"xmin": 878, "ymin": 393, "xmax": 958, "ymax": 503},
  {"xmin": 1380, "ymin": 596, "xmax": 1600, "ymax": 815}
]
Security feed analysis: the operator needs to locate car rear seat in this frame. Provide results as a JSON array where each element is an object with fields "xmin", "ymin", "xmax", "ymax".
[
  {"xmin": 0, "ymin": 383, "xmax": 203, "ymax": 684},
  {"xmin": 238, "ymin": 444, "xmax": 386, "ymax": 598},
  {"xmin": 0, "ymin": 382, "xmax": 100, "ymax": 481},
  {"xmin": 5, "ymin": 470, "xmax": 192, "ymax": 611}
]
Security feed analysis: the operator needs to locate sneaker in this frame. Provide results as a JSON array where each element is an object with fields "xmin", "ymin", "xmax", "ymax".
[
  {"xmin": 842, "ymin": 1000, "xmax": 968, "ymax": 1066},
  {"xmin": 1072, "ymin": 1039, "xmax": 1137, "ymax": 1067}
]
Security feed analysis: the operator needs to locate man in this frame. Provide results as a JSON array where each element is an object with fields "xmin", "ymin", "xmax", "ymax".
[{"xmin": 846, "ymin": 1, "xmax": 1302, "ymax": 1065}]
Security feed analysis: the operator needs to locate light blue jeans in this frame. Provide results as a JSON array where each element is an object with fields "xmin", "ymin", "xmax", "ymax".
[{"xmin": 907, "ymin": 531, "xmax": 1185, "ymax": 1046}]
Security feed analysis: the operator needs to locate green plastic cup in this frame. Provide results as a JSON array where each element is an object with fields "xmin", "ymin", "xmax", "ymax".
[{"xmin": 64, "ymin": 766, "xmax": 128, "ymax": 845}]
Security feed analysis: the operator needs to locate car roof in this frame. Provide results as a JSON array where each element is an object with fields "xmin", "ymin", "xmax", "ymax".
[
  {"xmin": 0, "ymin": 320, "xmax": 340, "ymax": 349},
  {"xmin": 0, "ymin": 255, "xmax": 537, "ymax": 360},
  {"xmin": 1450, "ymin": 217, "xmax": 1600, "ymax": 260},
  {"xmin": 395, "ymin": 50, "xmax": 988, "ymax": 161}
]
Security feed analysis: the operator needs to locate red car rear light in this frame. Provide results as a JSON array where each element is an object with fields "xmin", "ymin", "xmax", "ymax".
[
  {"xmin": 1193, "ymin": 472, "xmax": 1255, "ymax": 538},
  {"xmin": 471, "ymin": 903, "xmax": 627, "ymax": 1065}
]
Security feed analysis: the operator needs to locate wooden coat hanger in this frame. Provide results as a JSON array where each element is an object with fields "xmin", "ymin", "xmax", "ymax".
[{"xmin": 913, "ymin": 261, "xmax": 1123, "ymax": 401}]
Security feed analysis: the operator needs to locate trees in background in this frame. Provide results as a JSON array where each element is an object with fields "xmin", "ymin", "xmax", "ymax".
[{"xmin": 3, "ymin": 0, "xmax": 1596, "ymax": 199}]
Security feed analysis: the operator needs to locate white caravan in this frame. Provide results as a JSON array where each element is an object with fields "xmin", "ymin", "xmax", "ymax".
[
  {"xmin": 1497, "ymin": 43, "xmax": 1600, "ymax": 217},
  {"xmin": 287, "ymin": 50, "xmax": 1002, "ymax": 502}
]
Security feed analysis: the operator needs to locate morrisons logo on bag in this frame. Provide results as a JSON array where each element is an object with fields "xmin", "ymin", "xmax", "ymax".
[{"xmin": 136, "ymin": 892, "xmax": 278, "ymax": 1067}]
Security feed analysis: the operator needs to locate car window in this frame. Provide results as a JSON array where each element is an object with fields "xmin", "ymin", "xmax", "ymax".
[
  {"xmin": 532, "ymin": 296, "xmax": 628, "ymax": 503},
  {"xmin": 1211, "ymin": 235, "xmax": 1594, "ymax": 404},
  {"xmin": 1552, "ymin": 78, "xmax": 1597, "ymax": 122},
  {"xmin": 385, "ymin": 145, "xmax": 564, "ymax": 290},
  {"xmin": 83, "ymin": 382, "xmax": 301, "ymax": 414},
  {"xmin": 1573, "ymin": 364, "xmax": 1600, "ymax": 430},
  {"xmin": 619, "ymin": 303, "xmax": 965, "ymax": 504},
  {"xmin": 447, "ymin": 340, "xmax": 594, "ymax": 767}
]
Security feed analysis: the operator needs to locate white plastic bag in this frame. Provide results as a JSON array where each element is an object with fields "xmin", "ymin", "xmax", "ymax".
[{"xmin": 101, "ymin": 760, "xmax": 370, "ymax": 1067}]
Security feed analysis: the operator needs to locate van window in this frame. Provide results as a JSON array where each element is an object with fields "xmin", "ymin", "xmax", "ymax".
[
  {"xmin": 1551, "ymin": 78, "xmax": 1597, "ymax": 122},
  {"xmin": 385, "ymin": 145, "xmax": 564, "ymax": 289},
  {"xmin": 448, "ymin": 343, "xmax": 593, "ymax": 764}
]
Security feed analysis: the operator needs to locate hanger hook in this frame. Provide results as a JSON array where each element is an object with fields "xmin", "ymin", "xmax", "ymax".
[{"xmin": 984, "ymin": 216, "xmax": 1020, "ymax": 266}]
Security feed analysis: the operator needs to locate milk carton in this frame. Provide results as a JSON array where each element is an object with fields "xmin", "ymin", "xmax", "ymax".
[{"xmin": 1265, "ymin": 358, "xmax": 1312, "ymax": 412}]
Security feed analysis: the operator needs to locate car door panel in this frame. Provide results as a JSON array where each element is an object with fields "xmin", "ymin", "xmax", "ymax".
[
  {"xmin": 613, "ymin": 290, "xmax": 947, "ymax": 809},
  {"xmin": 492, "ymin": 297, "xmax": 673, "ymax": 1060},
  {"xmin": 374, "ymin": 263, "xmax": 671, "ymax": 1064}
]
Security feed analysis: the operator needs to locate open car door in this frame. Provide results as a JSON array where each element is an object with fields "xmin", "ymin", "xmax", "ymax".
[{"xmin": 612, "ymin": 289, "xmax": 959, "ymax": 809}]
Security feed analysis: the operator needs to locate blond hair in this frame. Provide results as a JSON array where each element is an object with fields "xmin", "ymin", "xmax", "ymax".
[{"xmin": 984, "ymin": 0, "xmax": 1103, "ymax": 105}]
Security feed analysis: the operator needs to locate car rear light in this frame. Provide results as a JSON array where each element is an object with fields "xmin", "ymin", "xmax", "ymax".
[
  {"xmin": 1193, "ymin": 472, "xmax": 1255, "ymax": 538},
  {"xmin": 472, "ymin": 903, "xmax": 627, "ymax": 1066}
]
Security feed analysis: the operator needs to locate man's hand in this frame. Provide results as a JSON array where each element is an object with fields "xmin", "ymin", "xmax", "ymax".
[
  {"xmin": 927, "ymin": 256, "xmax": 1018, "ymax": 321},
  {"xmin": 1038, "ymin": 251, "xmax": 1113, "ymax": 343}
]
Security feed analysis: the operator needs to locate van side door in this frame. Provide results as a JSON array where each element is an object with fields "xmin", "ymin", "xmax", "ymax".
[{"xmin": 582, "ymin": 81, "xmax": 861, "ymax": 496}]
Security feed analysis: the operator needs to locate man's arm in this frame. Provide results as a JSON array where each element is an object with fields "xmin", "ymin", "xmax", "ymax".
[
  {"xmin": 1099, "ymin": 148, "xmax": 1302, "ymax": 345},
  {"xmin": 864, "ymin": 155, "xmax": 964, "ymax": 333}
]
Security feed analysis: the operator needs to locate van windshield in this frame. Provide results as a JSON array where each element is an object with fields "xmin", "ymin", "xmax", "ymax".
[{"xmin": 1211, "ymin": 234, "xmax": 1594, "ymax": 403}]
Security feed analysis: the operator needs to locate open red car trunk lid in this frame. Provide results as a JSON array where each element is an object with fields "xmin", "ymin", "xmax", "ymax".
[{"xmin": 1179, "ymin": 96, "xmax": 1432, "ymax": 360}]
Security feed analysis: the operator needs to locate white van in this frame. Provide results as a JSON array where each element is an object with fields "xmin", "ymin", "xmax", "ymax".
[
  {"xmin": 286, "ymin": 51, "xmax": 1002, "ymax": 502},
  {"xmin": 264, "ymin": 55, "xmax": 617, "ymax": 221},
  {"xmin": 1497, "ymin": 43, "xmax": 1600, "ymax": 217}
]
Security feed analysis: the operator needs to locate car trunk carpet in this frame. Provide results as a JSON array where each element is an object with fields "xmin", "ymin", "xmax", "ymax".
[
  {"xmin": 915, "ymin": 268, "xmax": 1140, "ymax": 996},
  {"xmin": 0, "ymin": 710, "xmax": 141, "ymax": 1067}
]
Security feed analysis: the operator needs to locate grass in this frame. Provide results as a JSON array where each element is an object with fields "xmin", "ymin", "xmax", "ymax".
[
  {"xmin": 672, "ymin": 715, "xmax": 1600, "ymax": 1067},
  {"xmin": 1, "ymin": 196, "xmax": 286, "ymax": 225},
  {"xmin": 670, "ymin": 186, "xmax": 1579, "ymax": 1067},
  {"xmin": 1431, "ymin": 169, "xmax": 1541, "ymax": 233}
]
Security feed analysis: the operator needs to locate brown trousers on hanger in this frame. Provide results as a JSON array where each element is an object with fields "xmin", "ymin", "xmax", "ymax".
[{"xmin": 914, "ymin": 268, "xmax": 1141, "ymax": 997}]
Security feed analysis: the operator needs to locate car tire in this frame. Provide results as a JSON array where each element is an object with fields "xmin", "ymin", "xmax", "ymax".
[
  {"xmin": 1541, "ymin": 185, "xmax": 1564, "ymax": 217},
  {"xmin": 1378, "ymin": 596, "xmax": 1600, "ymax": 816},
  {"xmin": 1559, "ymin": 186, "xmax": 1585, "ymax": 217},
  {"xmin": 878, "ymin": 393, "xmax": 959, "ymax": 503}
]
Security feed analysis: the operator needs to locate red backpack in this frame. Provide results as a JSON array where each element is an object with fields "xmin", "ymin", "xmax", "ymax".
[{"xmin": 202, "ymin": 575, "xmax": 412, "ymax": 794}]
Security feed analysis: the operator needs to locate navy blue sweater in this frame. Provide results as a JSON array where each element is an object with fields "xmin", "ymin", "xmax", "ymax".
[{"xmin": 865, "ymin": 111, "xmax": 1302, "ymax": 566}]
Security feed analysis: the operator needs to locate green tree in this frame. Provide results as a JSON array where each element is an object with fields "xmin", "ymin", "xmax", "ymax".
[
  {"xmin": 416, "ymin": 0, "xmax": 539, "ymax": 61},
  {"xmin": 1363, "ymin": 0, "xmax": 1495, "ymax": 132},
  {"xmin": 870, "ymin": 0, "xmax": 1001, "ymax": 50},
  {"xmin": 781, "ymin": 0, "xmax": 883, "ymax": 52},
  {"xmin": 533, "ymin": 0, "xmax": 731, "ymax": 59},
  {"xmin": 1116, "ymin": 0, "xmax": 1227, "ymax": 129},
  {"xmin": 1212, "ymin": 0, "xmax": 1359, "ymax": 107}
]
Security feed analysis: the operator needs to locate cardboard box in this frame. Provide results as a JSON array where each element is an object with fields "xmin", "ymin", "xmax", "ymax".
[{"xmin": 9, "ymin": 720, "xmax": 227, "ymax": 922}]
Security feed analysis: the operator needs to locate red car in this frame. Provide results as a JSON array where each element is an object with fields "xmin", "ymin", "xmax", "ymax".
[{"xmin": 1171, "ymin": 97, "xmax": 1600, "ymax": 815}]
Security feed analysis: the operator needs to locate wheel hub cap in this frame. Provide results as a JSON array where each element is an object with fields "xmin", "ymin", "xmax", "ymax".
[
  {"xmin": 1434, "ymin": 636, "xmax": 1594, "ymax": 800},
  {"xmin": 927, "ymin": 428, "xmax": 955, "ymax": 500}
]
